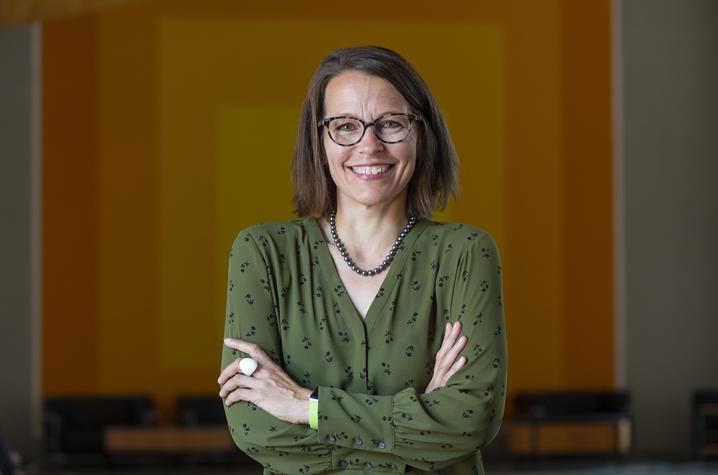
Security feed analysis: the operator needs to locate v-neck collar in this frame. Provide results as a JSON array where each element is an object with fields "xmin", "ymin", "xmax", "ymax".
[{"xmin": 305, "ymin": 216, "xmax": 428, "ymax": 335}]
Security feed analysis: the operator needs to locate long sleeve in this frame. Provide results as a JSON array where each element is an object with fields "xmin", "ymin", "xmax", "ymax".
[
  {"xmin": 221, "ymin": 229, "xmax": 335, "ymax": 474},
  {"xmin": 315, "ymin": 232, "xmax": 507, "ymax": 472}
]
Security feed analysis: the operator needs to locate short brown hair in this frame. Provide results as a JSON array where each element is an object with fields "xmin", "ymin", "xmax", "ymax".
[{"xmin": 291, "ymin": 45, "xmax": 459, "ymax": 220}]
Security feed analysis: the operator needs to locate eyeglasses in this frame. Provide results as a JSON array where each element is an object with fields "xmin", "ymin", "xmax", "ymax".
[{"xmin": 317, "ymin": 112, "xmax": 423, "ymax": 147}]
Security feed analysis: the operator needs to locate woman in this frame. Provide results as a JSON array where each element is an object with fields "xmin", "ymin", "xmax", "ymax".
[{"xmin": 218, "ymin": 45, "xmax": 507, "ymax": 474}]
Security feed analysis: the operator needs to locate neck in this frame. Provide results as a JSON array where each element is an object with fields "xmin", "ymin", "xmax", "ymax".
[{"xmin": 323, "ymin": 197, "xmax": 411, "ymax": 268}]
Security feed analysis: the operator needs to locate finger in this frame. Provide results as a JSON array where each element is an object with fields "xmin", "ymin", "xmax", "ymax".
[
  {"xmin": 223, "ymin": 338, "xmax": 273, "ymax": 366},
  {"xmin": 217, "ymin": 357, "xmax": 247, "ymax": 385},
  {"xmin": 224, "ymin": 386, "xmax": 254, "ymax": 406},
  {"xmin": 436, "ymin": 322, "xmax": 451, "ymax": 359},
  {"xmin": 445, "ymin": 321, "xmax": 461, "ymax": 344},
  {"xmin": 442, "ymin": 355, "xmax": 467, "ymax": 383},
  {"xmin": 436, "ymin": 355, "xmax": 467, "ymax": 387},
  {"xmin": 217, "ymin": 359, "xmax": 239, "ymax": 385},
  {"xmin": 442, "ymin": 335, "xmax": 468, "ymax": 369},
  {"xmin": 441, "ymin": 322, "xmax": 451, "ymax": 345},
  {"xmin": 435, "ymin": 335, "xmax": 467, "ymax": 379},
  {"xmin": 426, "ymin": 353, "xmax": 466, "ymax": 394},
  {"xmin": 435, "ymin": 322, "xmax": 463, "ymax": 368},
  {"xmin": 219, "ymin": 373, "xmax": 257, "ymax": 398},
  {"xmin": 442, "ymin": 322, "xmax": 462, "ymax": 351},
  {"xmin": 451, "ymin": 321, "xmax": 462, "ymax": 338}
]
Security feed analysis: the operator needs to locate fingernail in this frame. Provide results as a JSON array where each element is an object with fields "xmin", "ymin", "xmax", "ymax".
[{"xmin": 224, "ymin": 338, "xmax": 231, "ymax": 343}]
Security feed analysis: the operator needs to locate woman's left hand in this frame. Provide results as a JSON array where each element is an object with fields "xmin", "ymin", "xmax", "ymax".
[{"xmin": 218, "ymin": 338, "xmax": 312, "ymax": 425}]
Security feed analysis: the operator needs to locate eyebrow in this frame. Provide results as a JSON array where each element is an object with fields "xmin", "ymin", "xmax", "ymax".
[{"xmin": 328, "ymin": 110, "xmax": 408, "ymax": 119}]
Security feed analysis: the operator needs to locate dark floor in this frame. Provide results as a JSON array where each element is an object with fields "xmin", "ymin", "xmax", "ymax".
[{"xmin": 23, "ymin": 459, "xmax": 718, "ymax": 475}]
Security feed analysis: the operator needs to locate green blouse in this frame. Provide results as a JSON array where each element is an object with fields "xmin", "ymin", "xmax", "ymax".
[{"xmin": 220, "ymin": 216, "xmax": 507, "ymax": 475}]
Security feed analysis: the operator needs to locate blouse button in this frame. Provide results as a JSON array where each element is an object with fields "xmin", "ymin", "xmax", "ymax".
[
  {"xmin": 339, "ymin": 459, "xmax": 349, "ymax": 468},
  {"xmin": 365, "ymin": 462, "xmax": 373, "ymax": 469},
  {"xmin": 327, "ymin": 434, "xmax": 337, "ymax": 443},
  {"xmin": 353, "ymin": 437, "xmax": 363, "ymax": 446},
  {"xmin": 377, "ymin": 440, "xmax": 386, "ymax": 449}
]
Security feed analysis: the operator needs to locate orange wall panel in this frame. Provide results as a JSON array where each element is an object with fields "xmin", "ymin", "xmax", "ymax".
[
  {"xmin": 560, "ymin": 0, "xmax": 615, "ymax": 387},
  {"xmin": 42, "ymin": 15, "xmax": 100, "ymax": 394}
]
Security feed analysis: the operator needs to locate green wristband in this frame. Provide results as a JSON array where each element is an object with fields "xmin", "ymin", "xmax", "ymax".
[{"xmin": 309, "ymin": 398, "xmax": 319, "ymax": 429}]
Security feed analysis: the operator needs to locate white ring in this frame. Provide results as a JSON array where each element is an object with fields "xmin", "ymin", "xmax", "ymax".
[{"xmin": 239, "ymin": 358, "xmax": 258, "ymax": 376}]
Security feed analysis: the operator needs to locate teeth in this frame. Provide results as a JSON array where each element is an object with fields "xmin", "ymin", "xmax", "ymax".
[{"xmin": 352, "ymin": 165, "xmax": 390, "ymax": 175}]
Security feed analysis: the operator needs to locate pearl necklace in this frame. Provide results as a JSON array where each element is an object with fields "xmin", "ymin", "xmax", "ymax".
[{"xmin": 328, "ymin": 209, "xmax": 417, "ymax": 277}]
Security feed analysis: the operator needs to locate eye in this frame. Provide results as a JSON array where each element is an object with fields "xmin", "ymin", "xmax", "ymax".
[
  {"xmin": 332, "ymin": 120, "xmax": 359, "ymax": 132},
  {"xmin": 379, "ymin": 120, "xmax": 402, "ymax": 129}
]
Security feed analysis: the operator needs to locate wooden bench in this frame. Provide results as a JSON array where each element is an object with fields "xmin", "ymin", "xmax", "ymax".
[
  {"xmin": 104, "ymin": 426, "xmax": 234, "ymax": 453},
  {"xmin": 507, "ymin": 390, "xmax": 632, "ymax": 457}
]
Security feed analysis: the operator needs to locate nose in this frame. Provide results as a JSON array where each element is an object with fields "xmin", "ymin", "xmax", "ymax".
[{"xmin": 357, "ymin": 125, "xmax": 384, "ymax": 154}]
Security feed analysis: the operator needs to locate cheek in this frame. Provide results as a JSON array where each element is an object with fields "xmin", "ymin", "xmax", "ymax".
[
  {"xmin": 324, "ymin": 145, "xmax": 351, "ymax": 180},
  {"xmin": 400, "ymin": 144, "xmax": 418, "ymax": 171},
  {"xmin": 326, "ymin": 148, "xmax": 348, "ymax": 169}
]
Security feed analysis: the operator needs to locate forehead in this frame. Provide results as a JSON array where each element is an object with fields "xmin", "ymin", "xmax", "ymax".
[{"xmin": 323, "ymin": 70, "xmax": 409, "ymax": 115}]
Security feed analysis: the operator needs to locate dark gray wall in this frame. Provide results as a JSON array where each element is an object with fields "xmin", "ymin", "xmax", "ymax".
[
  {"xmin": 620, "ymin": 0, "xmax": 718, "ymax": 457},
  {"xmin": 0, "ymin": 25, "xmax": 42, "ymax": 456}
]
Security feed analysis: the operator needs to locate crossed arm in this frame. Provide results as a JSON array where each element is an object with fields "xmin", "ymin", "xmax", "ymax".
[
  {"xmin": 217, "ymin": 230, "xmax": 506, "ymax": 473},
  {"xmin": 218, "ymin": 320, "xmax": 467, "ymax": 424}
]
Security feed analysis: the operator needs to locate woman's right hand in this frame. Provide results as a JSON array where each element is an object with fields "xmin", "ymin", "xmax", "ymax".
[{"xmin": 424, "ymin": 321, "xmax": 468, "ymax": 393}]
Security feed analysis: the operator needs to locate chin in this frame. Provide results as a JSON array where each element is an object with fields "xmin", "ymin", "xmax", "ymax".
[{"xmin": 349, "ymin": 193, "xmax": 405, "ymax": 210}]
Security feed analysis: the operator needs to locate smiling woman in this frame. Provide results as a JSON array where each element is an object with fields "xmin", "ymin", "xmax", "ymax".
[
  {"xmin": 218, "ymin": 45, "xmax": 507, "ymax": 475},
  {"xmin": 320, "ymin": 70, "xmax": 419, "ymax": 229}
]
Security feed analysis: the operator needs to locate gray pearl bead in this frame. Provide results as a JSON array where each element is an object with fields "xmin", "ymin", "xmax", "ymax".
[{"xmin": 329, "ymin": 209, "xmax": 415, "ymax": 277}]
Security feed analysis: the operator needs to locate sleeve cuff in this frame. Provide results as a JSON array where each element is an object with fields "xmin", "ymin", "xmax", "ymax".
[{"xmin": 316, "ymin": 386, "xmax": 396, "ymax": 452}]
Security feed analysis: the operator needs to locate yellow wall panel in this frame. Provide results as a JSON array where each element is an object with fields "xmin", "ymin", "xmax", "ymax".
[
  {"xmin": 154, "ymin": 17, "xmax": 505, "ymax": 372},
  {"xmin": 215, "ymin": 105, "xmax": 298, "ymax": 340}
]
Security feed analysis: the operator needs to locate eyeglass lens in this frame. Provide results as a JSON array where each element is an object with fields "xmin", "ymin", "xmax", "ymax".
[{"xmin": 327, "ymin": 114, "xmax": 412, "ymax": 145}]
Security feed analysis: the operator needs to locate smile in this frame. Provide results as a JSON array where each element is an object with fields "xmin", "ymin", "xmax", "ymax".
[{"xmin": 350, "ymin": 165, "xmax": 394, "ymax": 178}]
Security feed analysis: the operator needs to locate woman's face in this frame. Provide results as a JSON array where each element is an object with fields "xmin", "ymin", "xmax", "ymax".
[{"xmin": 321, "ymin": 70, "xmax": 418, "ymax": 213}]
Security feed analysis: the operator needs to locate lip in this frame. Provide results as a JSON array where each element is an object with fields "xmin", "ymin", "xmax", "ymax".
[{"xmin": 347, "ymin": 163, "xmax": 394, "ymax": 168}]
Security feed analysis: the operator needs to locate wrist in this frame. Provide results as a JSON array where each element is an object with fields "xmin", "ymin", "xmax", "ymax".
[
  {"xmin": 296, "ymin": 398, "xmax": 310, "ymax": 425},
  {"xmin": 294, "ymin": 387, "xmax": 313, "ymax": 425}
]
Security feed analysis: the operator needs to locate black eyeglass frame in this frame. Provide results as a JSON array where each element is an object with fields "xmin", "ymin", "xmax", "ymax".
[{"xmin": 317, "ymin": 112, "xmax": 423, "ymax": 147}]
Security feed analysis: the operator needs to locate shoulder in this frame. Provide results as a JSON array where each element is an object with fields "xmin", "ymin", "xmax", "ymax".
[
  {"xmin": 420, "ymin": 221, "xmax": 502, "ymax": 286},
  {"xmin": 421, "ymin": 219, "xmax": 497, "ymax": 250},
  {"xmin": 230, "ymin": 218, "xmax": 311, "ymax": 254},
  {"xmin": 237, "ymin": 219, "xmax": 305, "ymax": 239}
]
